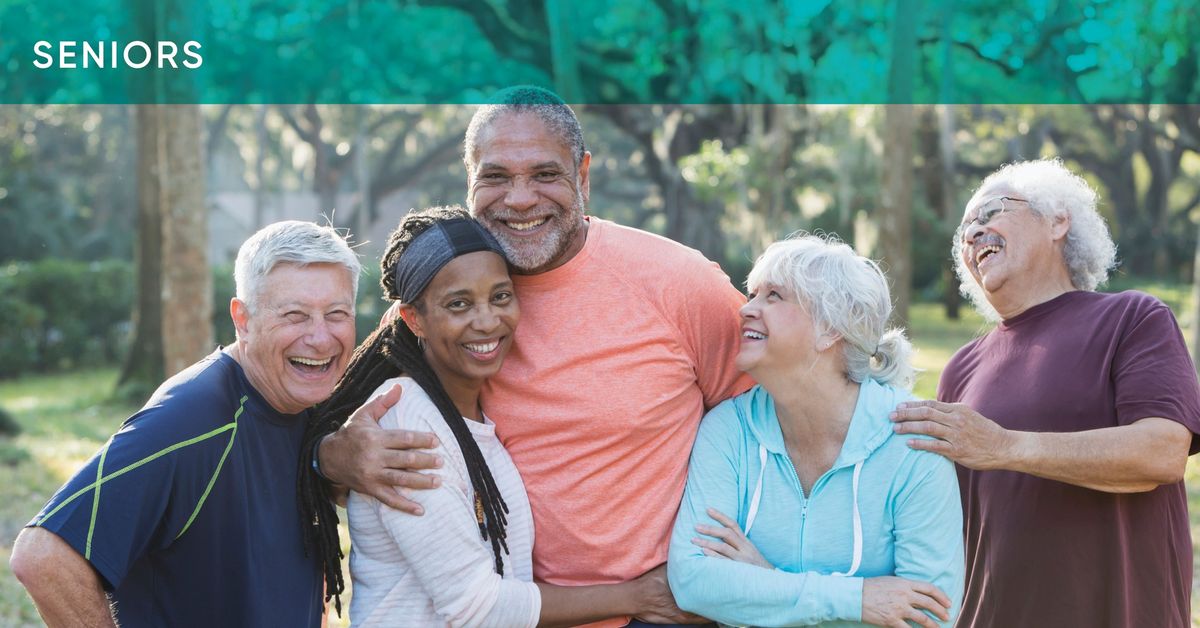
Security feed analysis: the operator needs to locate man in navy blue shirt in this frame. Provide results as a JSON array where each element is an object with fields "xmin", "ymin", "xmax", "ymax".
[{"xmin": 9, "ymin": 221, "xmax": 413, "ymax": 627}]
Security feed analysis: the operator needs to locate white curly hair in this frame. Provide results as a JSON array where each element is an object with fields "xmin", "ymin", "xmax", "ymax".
[{"xmin": 953, "ymin": 158, "xmax": 1117, "ymax": 321}]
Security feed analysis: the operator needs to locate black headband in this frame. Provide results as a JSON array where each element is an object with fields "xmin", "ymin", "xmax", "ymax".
[{"xmin": 394, "ymin": 218, "xmax": 507, "ymax": 304}]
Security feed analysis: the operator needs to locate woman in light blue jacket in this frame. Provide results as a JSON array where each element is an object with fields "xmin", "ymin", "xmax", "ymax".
[{"xmin": 668, "ymin": 234, "xmax": 964, "ymax": 628}]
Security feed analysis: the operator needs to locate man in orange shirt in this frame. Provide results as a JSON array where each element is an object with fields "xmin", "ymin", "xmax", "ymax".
[{"xmin": 319, "ymin": 88, "xmax": 751, "ymax": 627}]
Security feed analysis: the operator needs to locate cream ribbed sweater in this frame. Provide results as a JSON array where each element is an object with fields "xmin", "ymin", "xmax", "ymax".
[{"xmin": 347, "ymin": 377, "xmax": 539, "ymax": 627}]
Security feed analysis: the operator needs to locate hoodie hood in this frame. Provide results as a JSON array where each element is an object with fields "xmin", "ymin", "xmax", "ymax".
[{"xmin": 733, "ymin": 377, "xmax": 913, "ymax": 469}]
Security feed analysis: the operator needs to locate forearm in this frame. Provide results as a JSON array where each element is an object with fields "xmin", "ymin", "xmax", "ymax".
[
  {"xmin": 669, "ymin": 553, "xmax": 861, "ymax": 626},
  {"xmin": 1001, "ymin": 418, "xmax": 1190, "ymax": 492},
  {"xmin": 11, "ymin": 528, "xmax": 118, "ymax": 628},
  {"xmin": 536, "ymin": 581, "xmax": 639, "ymax": 628}
]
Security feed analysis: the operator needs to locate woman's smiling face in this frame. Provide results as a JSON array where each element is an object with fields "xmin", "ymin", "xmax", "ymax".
[{"xmin": 403, "ymin": 251, "xmax": 519, "ymax": 392}]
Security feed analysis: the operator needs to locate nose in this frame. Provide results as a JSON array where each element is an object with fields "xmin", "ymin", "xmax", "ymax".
[
  {"xmin": 962, "ymin": 221, "xmax": 986, "ymax": 244},
  {"xmin": 739, "ymin": 298, "xmax": 760, "ymax": 320},
  {"xmin": 505, "ymin": 176, "xmax": 538, "ymax": 211},
  {"xmin": 471, "ymin": 303, "xmax": 502, "ymax": 334},
  {"xmin": 305, "ymin": 317, "xmax": 336, "ymax": 349}
]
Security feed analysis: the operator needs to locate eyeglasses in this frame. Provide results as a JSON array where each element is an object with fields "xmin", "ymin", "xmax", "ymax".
[{"xmin": 959, "ymin": 196, "xmax": 1029, "ymax": 234}]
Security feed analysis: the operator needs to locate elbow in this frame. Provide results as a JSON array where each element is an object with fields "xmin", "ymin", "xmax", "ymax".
[
  {"xmin": 666, "ymin": 553, "xmax": 706, "ymax": 615},
  {"xmin": 1136, "ymin": 459, "xmax": 1186, "ymax": 491},
  {"xmin": 1107, "ymin": 460, "xmax": 1185, "ymax": 494},
  {"xmin": 11, "ymin": 529, "xmax": 54, "ymax": 591}
]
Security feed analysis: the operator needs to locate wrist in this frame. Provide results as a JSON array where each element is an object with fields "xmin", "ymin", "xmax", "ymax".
[
  {"xmin": 311, "ymin": 435, "xmax": 331, "ymax": 482},
  {"xmin": 618, "ymin": 578, "xmax": 645, "ymax": 617},
  {"xmin": 995, "ymin": 428, "xmax": 1029, "ymax": 472}
]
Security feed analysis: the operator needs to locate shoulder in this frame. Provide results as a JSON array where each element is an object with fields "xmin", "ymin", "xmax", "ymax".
[
  {"xmin": 371, "ymin": 377, "xmax": 451, "ymax": 436},
  {"xmin": 119, "ymin": 352, "xmax": 247, "ymax": 448},
  {"xmin": 590, "ymin": 218, "xmax": 730, "ymax": 282},
  {"xmin": 1070, "ymin": 289, "xmax": 1169, "ymax": 321},
  {"xmin": 697, "ymin": 387, "xmax": 759, "ymax": 442}
]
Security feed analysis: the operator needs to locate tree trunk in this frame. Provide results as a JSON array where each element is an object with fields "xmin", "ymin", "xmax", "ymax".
[
  {"xmin": 1192, "ymin": 218, "xmax": 1200, "ymax": 371},
  {"xmin": 878, "ymin": 0, "xmax": 921, "ymax": 326},
  {"xmin": 118, "ymin": 105, "xmax": 211, "ymax": 397},
  {"xmin": 160, "ymin": 105, "xmax": 211, "ymax": 377},
  {"xmin": 254, "ymin": 104, "xmax": 269, "ymax": 230},
  {"xmin": 119, "ymin": 106, "xmax": 166, "ymax": 395}
]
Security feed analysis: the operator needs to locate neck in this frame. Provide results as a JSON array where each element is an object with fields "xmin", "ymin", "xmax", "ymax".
[
  {"xmin": 991, "ymin": 271, "xmax": 1075, "ymax": 320},
  {"xmin": 426, "ymin": 355, "xmax": 484, "ymax": 422},
  {"xmin": 754, "ymin": 362, "xmax": 860, "ymax": 450}
]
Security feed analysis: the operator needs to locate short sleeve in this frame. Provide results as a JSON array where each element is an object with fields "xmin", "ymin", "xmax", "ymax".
[
  {"xmin": 1111, "ymin": 301, "xmax": 1200, "ymax": 451},
  {"xmin": 29, "ymin": 406, "xmax": 236, "ymax": 590},
  {"xmin": 671, "ymin": 257, "xmax": 755, "ymax": 410}
]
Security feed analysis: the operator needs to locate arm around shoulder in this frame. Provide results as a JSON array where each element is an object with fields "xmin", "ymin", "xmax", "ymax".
[{"xmin": 11, "ymin": 527, "xmax": 117, "ymax": 628}]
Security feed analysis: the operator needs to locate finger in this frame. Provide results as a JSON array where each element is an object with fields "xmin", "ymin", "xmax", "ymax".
[
  {"xmin": 371, "ymin": 485, "xmax": 425, "ymax": 515},
  {"xmin": 381, "ymin": 449, "xmax": 443, "ymax": 471},
  {"xmin": 911, "ymin": 583, "xmax": 952, "ymax": 610},
  {"xmin": 694, "ymin": 524, "xmax": 735, "ymax": 543},
  {"xmin": 889, "ymin": 405, "xmax": 945, "ymax": 422},
  {"xmin": 383, "ymin": 469, "xmax": 441, "ymax": 490},
  {"xmin": 909, "ymin": 591, "xmax": 949, "ymax": 621},
  {"xmin": 906, "ymin": 438, "xmax": 952, "ymax": 455},
  {"xmin": 353, "ymin": 384, "xmax": 404, "ymax": 424},
  {"xmin": 893, "ymin": 420, "xmax": 951, "ymax": 439},
  {"xmin": 705, "ymin": 508, "xmax": 744, "ymax": 534},
  {"xmin": 379, "ymin": 428, "xmax": 441, "ymax": 452},
  {"xmin": 905, "ymin": 608, "xmax": 938, "ymax": 628},
  {"xmin": 692, "ymin": 537, "xmax": 736, "ymax": 559}
]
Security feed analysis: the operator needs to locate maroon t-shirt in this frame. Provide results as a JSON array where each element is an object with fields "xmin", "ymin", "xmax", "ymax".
[{"xmin": 939, "ymin": 290, "xmax": 1200, "ymax": 628}]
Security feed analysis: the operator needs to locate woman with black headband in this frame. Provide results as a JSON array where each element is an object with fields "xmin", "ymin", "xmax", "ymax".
[{"xmin": 299, "ymin": 206, "xmax": 672, "ymax": 627}]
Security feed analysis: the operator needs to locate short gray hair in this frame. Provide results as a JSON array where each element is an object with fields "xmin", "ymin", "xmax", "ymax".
[
  {"xmin": 747, "ymin": 233, "xmax": 916, "ymax": 390},
  {"xmin": 463, "ymin": 86, "xmax": 586, "ymax": 174},
  {"xmin": 953, "ymin": 158, "xmax": 1117, "ymax": 321},
  {"xmin": 234, "ymin": 220, "xmax": 361, "ymax": 313}
]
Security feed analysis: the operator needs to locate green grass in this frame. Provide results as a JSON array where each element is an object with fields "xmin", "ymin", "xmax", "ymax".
[
  {"xmin": 0, "ymin": 289, "xmax": 1198, "ymax": 626},
  {"xmin": 0, "ymin": 368, "xmax": 138, "ymax": 627}
]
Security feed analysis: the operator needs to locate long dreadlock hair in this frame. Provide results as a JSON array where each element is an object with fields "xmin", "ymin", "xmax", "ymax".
[{"xmin": 297, "ymin": 205, "xmax": 511, "ymax": 614}]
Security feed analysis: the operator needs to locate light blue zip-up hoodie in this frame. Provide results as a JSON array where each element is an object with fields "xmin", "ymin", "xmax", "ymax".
[{"xmin": 668, "ymin": 379, "xmax": 964, "ymax": 627}]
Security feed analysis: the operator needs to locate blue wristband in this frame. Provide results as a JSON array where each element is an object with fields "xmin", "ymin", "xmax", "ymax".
[{"xmin": 310, "ymin": 437, "xmax": 330, "ymax": 481}]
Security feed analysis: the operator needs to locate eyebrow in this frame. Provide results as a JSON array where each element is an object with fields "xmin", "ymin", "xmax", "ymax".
[
  {"xmin": 477, "ymin": 161, "xmax": 565, "ymax": 172},
  {"xmin": 440, "ymin": 281, "xmax": 512, "ymax": 298}
]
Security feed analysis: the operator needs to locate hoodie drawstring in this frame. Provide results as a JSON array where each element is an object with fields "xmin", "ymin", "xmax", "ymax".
[
  {"xmin": 744, "ymin": 445, "xmax": 769, "ymax": 535},
  {"xmin": 831, "ymin": 460, "xmax": 863, "ymax": 577},
  {"xmin": 742, "ymin": 445, "xmax": 863, "ymax": 577}
]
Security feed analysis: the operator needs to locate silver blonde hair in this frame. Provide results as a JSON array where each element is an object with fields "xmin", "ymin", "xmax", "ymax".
[
  {"xmin": 954, "ymin": 158, "xmax": 1117, "ymax": 321},
  {"xmin": 747, "ymin": 233, "xmax": 916, "ymax": 390},
  {"xmin": 234, "ymin": 220, "xmax": 361, "ymax": 313}
]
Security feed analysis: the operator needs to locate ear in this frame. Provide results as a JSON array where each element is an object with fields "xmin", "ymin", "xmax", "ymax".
[
  {"xmin": 578, "ymin": 151, "xmax": 591, "ymax": 208},
  {"xmin": 230, "ymin": 298, "xmax": 251, "ymax": 337},
  {"xmin": 397, "ymin": 304, "xmax": 424, "ymax": 340},
  {"xmin": 1050, "ymin": 211, "xmax": 1070, "ymax": 242},
  {"xmin": 816, "ymin": 331, "xmax": 842, "ymax": 353}
]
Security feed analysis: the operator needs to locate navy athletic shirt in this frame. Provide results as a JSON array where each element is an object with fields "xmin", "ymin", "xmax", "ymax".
[{"xmin": 29, "ymin": 349, "xmax": 323, "ymax": 627}]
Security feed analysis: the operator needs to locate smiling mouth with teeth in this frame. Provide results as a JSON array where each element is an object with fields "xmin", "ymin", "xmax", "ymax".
[
  {"xmin": 464, "ymin": 340, "xmax": 501, "ymax": 354},
  {"xmin": 976, "ymin": 244, "xmax": 1002, "ymax": 266},
  {"xmin": 743, "ymin": 330, "xmax": 766, "ymax": 340},
  {"xmin": 289, "ymin": 356, "xmax": 332, "ymax": 372},
  {"xmin": 505, "ymin": 217, "xmax": 549, "ymax": 232}
]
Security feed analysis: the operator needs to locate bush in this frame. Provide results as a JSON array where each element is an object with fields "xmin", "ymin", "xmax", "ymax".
[
  {"xmin": 0, "ymin": 259, "xmax": 392, "ymax": 378},
  {"xmin": 0, "ymin": 259, "xmax": 134, "ymax": 377},
  {"xmin": 0, "ymin": 404, "xmax": 19, "ymax": 437}
]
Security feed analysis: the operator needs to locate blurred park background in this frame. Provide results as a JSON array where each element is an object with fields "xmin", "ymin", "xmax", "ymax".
[{"xmin": 2, "ymin": 102, "xmax": 1200, "ymax": 624}]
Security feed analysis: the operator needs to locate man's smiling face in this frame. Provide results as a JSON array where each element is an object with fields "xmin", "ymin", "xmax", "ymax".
[
  {"xmin": 467, "ymin": 112, "xmax": 589, "ymax": 275},
  {"xmin": 233, "ymin": 262, "xmax": 356, "ymax": 414}
]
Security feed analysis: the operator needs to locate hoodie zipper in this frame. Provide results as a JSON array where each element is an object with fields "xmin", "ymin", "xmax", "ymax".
[{"xmin": 779, "ymin": 451, "xmax": 860, "ymax": 573}]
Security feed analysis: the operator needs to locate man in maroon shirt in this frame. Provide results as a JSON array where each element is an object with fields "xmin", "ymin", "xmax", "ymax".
[{"xmin": 891, "ymin": 158, "xmax": 1200, "ymax": 628}]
